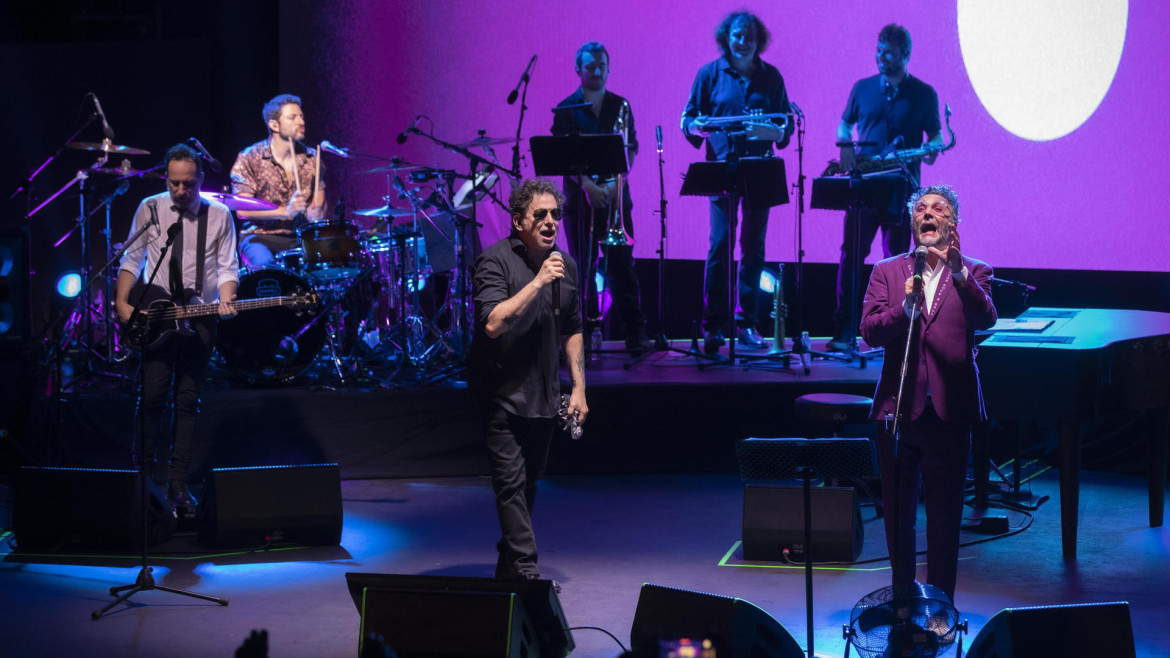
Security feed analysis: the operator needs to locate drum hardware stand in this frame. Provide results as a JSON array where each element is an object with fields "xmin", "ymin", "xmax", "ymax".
[
  {"xmin": 626, "ymin": 125, "xmax": 714, "ymax": 369},
  {"xmin": 94, "ymin": 218, "xmax": 228, "ymax": 619},
  {"xmin": 300, "ymin": 266, "xmax": 377, "ymax": 389}
]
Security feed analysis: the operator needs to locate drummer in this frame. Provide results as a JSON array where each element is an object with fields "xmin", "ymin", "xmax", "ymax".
[{"xmin": 230, "ymin": 93, "xmax": 327, "ymax": 269}]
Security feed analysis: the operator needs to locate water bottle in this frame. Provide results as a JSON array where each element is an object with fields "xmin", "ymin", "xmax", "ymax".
[{"xmin": 590, "ymin": 326, "xmax": 603, "ymax": 359}]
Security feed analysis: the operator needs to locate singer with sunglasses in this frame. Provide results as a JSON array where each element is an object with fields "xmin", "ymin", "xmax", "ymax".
[
  {"xmin": 115, "ymin": 143, "xmax": 239, "ymax": 512},
  {"xmin": 468, "ymin": 178, "xmax": 587, "ymax": 590},
  {"xmin": 229, "ymin": 93, "xmax": 327, "ymax": 270}
]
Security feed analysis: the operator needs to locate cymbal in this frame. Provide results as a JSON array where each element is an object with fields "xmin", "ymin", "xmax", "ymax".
[
  {"xmin": 89, "ymin": 166, "xmax": 163, "ymax": 179},
  {"xmin": 456, "ymin": 135, "xmax": 519, "ymax": 148},
  {"xmin": 361, "ymin": 159, "xmax": 422, "ymax": 174},
  {"xmin": 199, "ymin": 191, "xmax": 279, "ymax": 212},
  {"xmin": 355, "ymin": 204, "xmax": 414, "ymax": 218},
  {"xmin": 67, "ymin": 141, "xmax": 151, "ymax": 155}
]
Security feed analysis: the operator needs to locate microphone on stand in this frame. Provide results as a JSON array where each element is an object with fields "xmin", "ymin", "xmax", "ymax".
[
  {"xmin": 655, "ymin": 125, "xmax": 663, "ymax": 152},
  {"xmin": 91, "ymin": 92, "xmax": 115, "ymax": 140},
  {"xmin": 506, "ymin": 54, "xmax": 537, "ymax": 105},
  {"xmin": 911, "ymin": 244, "xmax": 928, "ymax": 301},
  {"xmin": 320, "ymin": 140, "xmax": 351, "ymax": 158},
  {"xmin": 187, "ymin": 137, "xmax": 222, "ymax": 172},
  {"xmin": 396, "ymin": 117, "xmax": 422, "ymax": 145}
]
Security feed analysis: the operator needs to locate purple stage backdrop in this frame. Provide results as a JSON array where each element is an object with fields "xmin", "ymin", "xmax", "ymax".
[{"xmin": 281, "ymin": 0, "xmax": 1165, "ymax": 273}]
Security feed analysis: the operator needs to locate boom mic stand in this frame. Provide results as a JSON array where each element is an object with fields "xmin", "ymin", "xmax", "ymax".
[{"xmin": 93, "ymin": 220, "xmax": 228, "ymax": 619}]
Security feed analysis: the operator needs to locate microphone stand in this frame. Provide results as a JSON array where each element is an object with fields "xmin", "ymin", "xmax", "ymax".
[
  {"xmin": 511, "ymin": 60, "xmax": 534, "ymax": 181},
  {"xmin": 625, "ymin": 127, "xmax": 709, "ymax": 369},
  {"xmin": 93, "ymin": 219, "xmax": 229, "ymax": 619}
]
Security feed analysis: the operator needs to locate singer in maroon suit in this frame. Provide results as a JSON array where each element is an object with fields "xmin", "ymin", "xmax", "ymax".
[{"xmin": 860, "ymin": 184, "xmax": 996, "ymax": 602}]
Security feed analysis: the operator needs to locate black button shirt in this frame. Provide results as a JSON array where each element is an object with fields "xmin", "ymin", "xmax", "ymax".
[
  {"xmin": 469, "ymin": 236, "xmax": 582, "ymax": 418},
  {"xmin": 682, "ymin": 56, "xmax": 794, "ymax": 160}
]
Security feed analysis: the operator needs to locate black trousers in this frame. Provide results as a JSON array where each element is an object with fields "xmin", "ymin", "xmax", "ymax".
[
  {"xmin": 564, "ymin": 204, "xmax": 645, "ymax": 338},
  {"xmin": 704, "ymin": 195, "xmax": 769, "ymax": 331},
  {"xmin": 481, "ymin": 402, "xmax": 555, "ymax": 578},
  {"xmin": 876, "ymin": 401, "xmax": 971, "ymax": 602},
  {"xmin": 134, "ymin": 317, "xmax": 216, "ymax": 484}
]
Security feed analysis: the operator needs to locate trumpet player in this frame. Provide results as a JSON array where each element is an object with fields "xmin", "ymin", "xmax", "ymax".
[
  {"xmin": 683, "ymin": 11, "xmax": 794, "ymax": 354},
  {"xmin": 552, "ymin": 41, "xmax": 650, "ymax": 354}
]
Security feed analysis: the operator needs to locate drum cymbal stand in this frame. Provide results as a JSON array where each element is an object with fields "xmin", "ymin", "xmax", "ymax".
[{"xmin": 300, "ymin": 267, "xmax": 376, "ymax": 389}]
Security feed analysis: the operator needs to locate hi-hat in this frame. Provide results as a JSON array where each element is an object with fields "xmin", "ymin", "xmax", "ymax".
[
  {"xmin": 361, "ymin": 158, "xmax": 422, "ymax": 174},
  {"xmin": 456, "ymin": 135, "xmax": 519, "ymax": 148},
  {"xmin": 355, "ymin": 204, "xmax": 414, "ymax": 218},
  {"xmin": 67, "ymin": 141, "xmax": 151, "ymax": 155},
  {"xmin": 199, "ymin": 191, "xmax": 279, "ymax": 212}
]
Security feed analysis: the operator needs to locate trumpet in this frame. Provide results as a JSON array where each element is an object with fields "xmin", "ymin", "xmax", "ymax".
[
  {"xmin": 701, "ymin": 109, "xmax": 789, "ymax": 134},
  {"xmin": 602, "ymin": 99, "xmax": 635, "ymax": 247}
]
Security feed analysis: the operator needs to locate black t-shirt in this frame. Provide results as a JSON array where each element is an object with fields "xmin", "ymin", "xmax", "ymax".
[
  {"xmin": 842, "ymin": 73, "xmax": 941, "ymax": 179},
  {"xmin": 682, "ymin": 57, "xmax": 793, "ymax": 160},
  {"xmin": 551, "ymin": 89, "xmax": 636, "ymax": 217},
  {"xmin": 468, "ymin": 236, "xmax": 582, "ymax": 418}
]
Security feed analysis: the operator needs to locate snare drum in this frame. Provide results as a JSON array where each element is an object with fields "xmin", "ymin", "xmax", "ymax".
[
  {"xmin": 363, "ymin": 233, "xmax": 431, "ymax": 285},
  {"xmin": 299, "ymin": 220, "xmax": 363, "ymax": 281},
  {"xmin": 215, "ymin": 269, "xmax": 325, "ymax": 384}
]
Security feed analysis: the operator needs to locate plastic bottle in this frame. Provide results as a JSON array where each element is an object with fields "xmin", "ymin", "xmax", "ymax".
[{"xmin": 590, "ymin": 326, "xmax": 603, "ymax": 359}]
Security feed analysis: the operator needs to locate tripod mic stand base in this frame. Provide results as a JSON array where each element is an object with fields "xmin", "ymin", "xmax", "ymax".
[{"xmin": 92, "ymin": 565, "xmax": 229, "ymax": 620}]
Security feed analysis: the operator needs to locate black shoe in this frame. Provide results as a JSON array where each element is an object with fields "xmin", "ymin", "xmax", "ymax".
[
  {"xmin": 826, "ymin": 335, "xmax": 854, "ymax": 352},
  {"xmin": 167, "ymin": 480, "xmax": 198, "ymax": 509},
  {"xmin": 737, "ymin": 327, "xmax": 768, "ymax": 349},
  {"xmin": 625, "ymin": 332, "xmax": 654, "ymax": 354},
  {"xmin": 703, "ymin": 329, "xmax": 725, "ymax": 355}
]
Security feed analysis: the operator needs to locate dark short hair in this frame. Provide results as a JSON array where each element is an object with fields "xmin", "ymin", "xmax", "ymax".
[
  {"xmin": 878, "ymin": 24, "xmax": 912, "ymax": 58},
  {"xmin": 262, "ymin": 94, "xmax": 302, "ymax": 125},
  {"xmin": 715, "ymin": 11, "xmax": 770, "ymax": 60},
  {"xmin": 575, "ymin": 41, "xmax": 609, "ymax": 69},
  {"xmin": 164, "ymin": 143, "xmax": 203, "ymax": 176},
  {"xmin": 508, "ymin": 178, "xmax": 564, "ymax": 224},
  {"xmin": 908, "ymin": 184, "xmax": 960, "ymax": 223}
]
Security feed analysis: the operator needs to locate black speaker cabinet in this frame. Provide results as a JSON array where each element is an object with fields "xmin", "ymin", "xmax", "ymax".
[
  {"xmin": 0, "ymin": 226, "xmax": 30, "ymax": 346},
  {"xmin": 742, "ymin": 484, "xmax": 863, "ymax": 562},
  {"xmin": 630, "ymin": 583, "xmax": 804, "ymax": 658},
  {"xmin": 967, "ymin": 601, "xmax": 1135, "ymax": 658},
  {"xmin": 13, "ymin": 466, "xmax": 174, "ymax": 551},
  {"xmin": 345, "ymin": 573, "xmax": 574, "ymax": 658},
  {"xmin": 196, "ymin": 463, "xmax": 342, "ymax": 548}
]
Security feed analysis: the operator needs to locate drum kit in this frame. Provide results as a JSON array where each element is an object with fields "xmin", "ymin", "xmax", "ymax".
[{"xmin": 210, "ymin": 156, "xmax": 489, "ymax": 388}]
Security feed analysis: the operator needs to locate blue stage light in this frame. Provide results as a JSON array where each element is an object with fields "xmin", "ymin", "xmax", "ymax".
[{"xmin": 56, "ymin": 271, "xmax": 82, "ymax": 298}]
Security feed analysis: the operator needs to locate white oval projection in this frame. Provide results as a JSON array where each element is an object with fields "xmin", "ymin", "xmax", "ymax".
[{"xmin": 957, "ymin": 0, "xmax": 1128, "ymax": 141}]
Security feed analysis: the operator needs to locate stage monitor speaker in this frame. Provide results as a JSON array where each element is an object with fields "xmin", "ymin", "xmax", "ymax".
[
  {"xmin": 344, "ymin": 573, "xmax": 574, "ymax": 658},
  {"xmin": 967, "ymin": 601, "xmax": 1134, "ymax": 658},
  {"xmin": 13, "ymin": 466, "xmax": 174, "ymax": 551},
  {"xmin": 630, "ymin": 583, "xmax": 804, "ymax": 658},
  {"xmin": 196, "ymin": 463, "xmax": 342, "ymax": 548},
  {"xmin": 742, "ymin": 484, "xmax": 863, "ymax": 562}
]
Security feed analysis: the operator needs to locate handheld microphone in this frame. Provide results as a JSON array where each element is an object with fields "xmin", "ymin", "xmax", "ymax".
[
  {"xmin": 655, "ymin": 125, "xmax": 663, "ymax": 152},
  {"xmin": 912, "ymin": 245, "xmax": 928, "ymax": 297},
  {"xmin": 789, "ymin": 101, "xmax": 805, "ymax": 119},
  {"xmin": 187, "ymin": 137, "xmax": 222, "ymax": 171},
  {"xmin": 551, "ymin": 249, "xmax": 561, "ymax": 317},
  {"xmin": 90, "ymin": 92, "xmax": 115, "ymax": 140},
  {"xmin": 396, "ymin": 116, "xmax": 421, "ymax": 145},
  {"xmin": 506, "ymin": 54, "xmax": 537, "ymax": 105}
]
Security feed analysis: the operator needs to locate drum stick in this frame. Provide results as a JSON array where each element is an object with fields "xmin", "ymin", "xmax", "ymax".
[
  {"xmin": 314, "ymin": 143, "xmax": 322, "ymax": 215},
  {"xmin": 286, "ymin": 134, "xmax": 302, "ymax": 194}
]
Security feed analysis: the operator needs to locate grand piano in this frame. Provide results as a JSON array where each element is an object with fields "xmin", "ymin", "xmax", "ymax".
[{"xmin": 976, "ymin": 307, "xmax": 1170, "ymax": 558}]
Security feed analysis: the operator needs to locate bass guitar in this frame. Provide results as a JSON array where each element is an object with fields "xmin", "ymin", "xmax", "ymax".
[{"xmin": 120, "ymin": 282, "xmax": 318, "ymax": 351}]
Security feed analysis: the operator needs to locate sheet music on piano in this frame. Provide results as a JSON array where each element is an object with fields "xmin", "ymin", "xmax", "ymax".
[{"xmin": 987, "ymin": 318, "xmax": 1054, "ymax": 333}]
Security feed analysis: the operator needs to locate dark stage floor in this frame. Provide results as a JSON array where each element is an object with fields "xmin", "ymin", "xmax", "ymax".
[{"xmin": 1, "ymin": 468, "xmax": 1168, "ymax": 657}]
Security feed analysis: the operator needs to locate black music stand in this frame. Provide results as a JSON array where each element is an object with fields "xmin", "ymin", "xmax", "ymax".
[
  {"xmin": 810, "ymin": 167, "xmax": 909, "ymax": 367},
  {"xmin": 530, "ymin": 134, "xmax": 628, "ymax": 359},
  {"xmin": 736, "ymin": 437, "xmax": 876, "ymax": 658},
  {"xmin": 680, "ymin": 156, "xmax": 787, "ymax": 367}
]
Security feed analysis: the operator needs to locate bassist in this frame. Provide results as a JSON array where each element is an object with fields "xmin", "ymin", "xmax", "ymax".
[{"xmin": 115, "ymin": 143, "xmax": 239, "ymax": 512}]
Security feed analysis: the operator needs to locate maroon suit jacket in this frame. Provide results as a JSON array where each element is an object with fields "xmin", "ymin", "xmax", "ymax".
[{"xmin": 860, "ymin": 252, "xmax": 998, "ymax": 424}]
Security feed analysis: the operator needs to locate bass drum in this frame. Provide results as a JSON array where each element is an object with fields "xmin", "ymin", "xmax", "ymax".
[{"xmin": 216, "ymin": 269, "xmax": 325, "ymax": 384}]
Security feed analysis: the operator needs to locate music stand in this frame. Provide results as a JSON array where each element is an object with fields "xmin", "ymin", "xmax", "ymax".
[
  {"xmin": 736, "ymin": 437, "xmax": 876, "ymax": 658},
  {"xmin": 530, "ymin": 134, "xmax": 628, "ymax": 358},
  {"xmin": 680, "ymin": 156, "xmax": 787, "ymax": 367},
  {"xmin": 810, "ymin": 167, "xmax": 909, "ymax": 367}
]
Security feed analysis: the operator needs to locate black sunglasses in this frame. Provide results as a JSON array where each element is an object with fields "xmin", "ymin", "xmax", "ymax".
[{"xmin": 531, "ymin": 207, "xmax": 562, "ymax": 221}]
